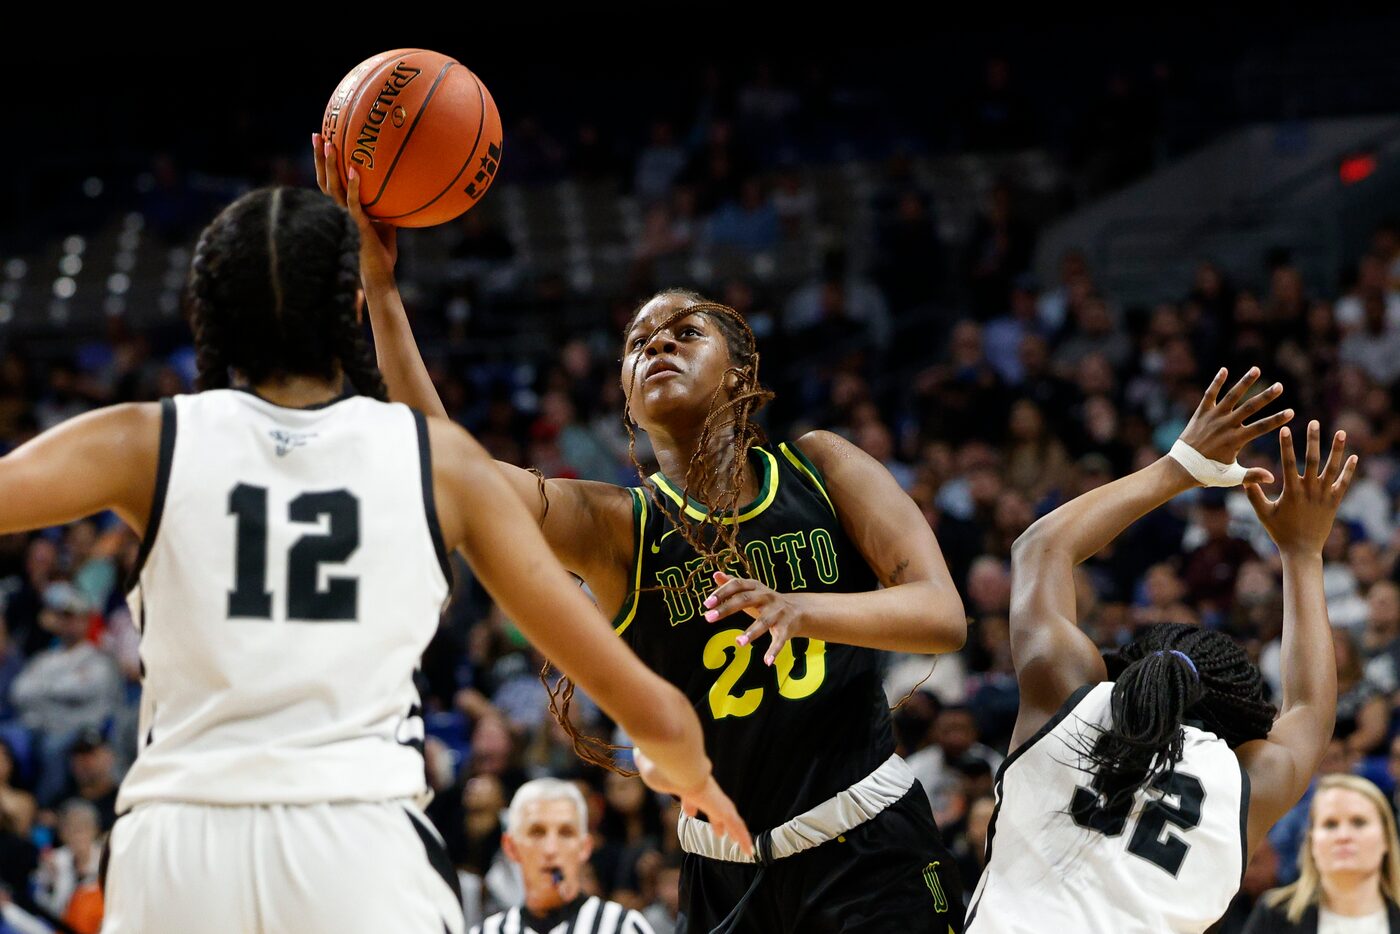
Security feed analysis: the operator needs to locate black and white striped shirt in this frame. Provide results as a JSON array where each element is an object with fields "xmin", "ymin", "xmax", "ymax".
[{"xmin": 471, "ymin": 896, "xmax": 654, "ymax": 934}]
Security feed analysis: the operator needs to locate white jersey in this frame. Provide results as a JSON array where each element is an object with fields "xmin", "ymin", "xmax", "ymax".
[
  {"xmin": 966, "ymin": 682, "xmax": 1248, "ymax": 933},
  {"xmin": 118, "ymin": 390, "xmax": 451, "ymax": 811}
]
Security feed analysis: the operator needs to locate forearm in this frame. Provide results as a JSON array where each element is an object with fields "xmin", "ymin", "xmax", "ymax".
[
  {"xmin": 619, "ymin": 681, "xmax": 711, "ymax": 792},
  {"xmin": 361, "ymin": 273, "xmax": 448, "ymax": 419},
  {"xmin": 792, "ymin": 581, "xmax": 966, "ymax": 653},
  {"xmin": 474, "ymin": 534, "xmax": 709, "ymax": 789},
  {"xmin": 1277, "ymin": 552, "xmax": 1336, "ymax": 720},
  {"xmin": 1020, "ymin": 457, "xmax": 1195, "ymax": 563},
  {"xmin": 548, "ymin": 607, "xmax": 710, "ymax": 791}
]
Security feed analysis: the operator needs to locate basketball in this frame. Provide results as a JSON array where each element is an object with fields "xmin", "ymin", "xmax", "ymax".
[{"xmin": 321, "ymin": 48, "xmax": 503, "ymax": 228}]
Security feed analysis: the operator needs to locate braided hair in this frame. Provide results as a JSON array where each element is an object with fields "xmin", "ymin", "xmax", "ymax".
[
  {"xmin": 545, "ymin": 287, "xmax": 775, "ymax": 774},
  {"xmin": 1078, "ymin": 623, "xmax": 1276, "ymax": 809},
  {"xmin": 185, "ymin": 186, "xmax": 387, "ymax": 400},
  {"xmin": 621, "ymin": 289, "xmax": 774, "ymax": 578}
]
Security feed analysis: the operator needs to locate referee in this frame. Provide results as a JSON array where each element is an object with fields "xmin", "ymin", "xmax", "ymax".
[{"xmin": 472, "ymin": 779, "xmax": 654, "ymax": 934}]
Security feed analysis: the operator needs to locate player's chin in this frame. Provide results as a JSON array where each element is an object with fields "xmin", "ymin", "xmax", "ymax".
[{"xmin": 634, "ymin": 385, "xmax": 700, "ymax": 428}]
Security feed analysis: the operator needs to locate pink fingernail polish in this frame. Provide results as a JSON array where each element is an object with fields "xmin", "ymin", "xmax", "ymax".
[
  {"xmin": 736, "ymin": 635, "xmax": 748, "ymax": 646},
  {"xmin": 705, "ymin": 610, "xmax": 718, "ymax": 622},
  {"xmin": 704, "ymin": 596, "xmax": 716, "ymax": 608}
]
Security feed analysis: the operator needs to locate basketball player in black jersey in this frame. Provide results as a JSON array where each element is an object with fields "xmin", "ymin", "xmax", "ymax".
[{"xmin": 316, "ymin": 140, "xmax": 969, "ymax": 933}]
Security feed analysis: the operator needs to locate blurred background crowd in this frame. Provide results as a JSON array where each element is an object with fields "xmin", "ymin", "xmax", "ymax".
[{"xmin": 3, "ymin": 12, "xmax": 1400, "ymax": 932}]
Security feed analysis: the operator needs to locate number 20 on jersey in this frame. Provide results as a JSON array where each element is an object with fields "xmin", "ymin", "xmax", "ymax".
[{"xmin": 703, "ymin": 629, "xmax": 826, "ymax": 719}]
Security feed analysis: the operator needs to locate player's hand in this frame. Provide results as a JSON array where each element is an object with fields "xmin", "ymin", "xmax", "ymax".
[
  {"xmin": 1177, "ymin": 367, "xmax": 1292, "ymax": 483},
  {"xmin": 705, "ymin": 571, "xmax": 808, "ymax": 667},
  {"xmin": 311, "ymin": 133, "xmax": 398, "ymax": 282},
  {"xmin": 1245, "ymin": 421, "xmax": 1358, "ymax": 558},
  {"xmin": 634, "ymin": 748, "xmax": 753, "ymax": 856}
]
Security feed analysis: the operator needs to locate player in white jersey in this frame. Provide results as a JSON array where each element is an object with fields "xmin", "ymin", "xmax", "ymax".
[
  {"xmin": 967, "ymin": 369, "xmax": 1355, "ymax": 933},
  {"xmin": 0, "ymin": 187, "xmax": 749, "ymax": 934}
]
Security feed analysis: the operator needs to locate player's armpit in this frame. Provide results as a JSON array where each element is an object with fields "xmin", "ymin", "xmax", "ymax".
[
  {"xmin": 1006, "ymin": 534, "xmax": 1107, "ymax": 752},
  {"xmin": 489, "ymin": 460, "xmax": 635, "ymax": 604},
  {"xmin": 1235, "ymin": 728, "xmax": 1311, "ymax": 855}
]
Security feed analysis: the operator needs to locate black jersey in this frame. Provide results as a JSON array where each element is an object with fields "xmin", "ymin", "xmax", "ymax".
[{"xmin": 613, "ymin": 443, "xmax": 893, "ymax": 831}]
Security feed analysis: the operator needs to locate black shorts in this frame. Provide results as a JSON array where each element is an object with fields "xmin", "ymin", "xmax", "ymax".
[{"xmin": 677, "ymin": 786, "xmax": 964, "ymax": 934}]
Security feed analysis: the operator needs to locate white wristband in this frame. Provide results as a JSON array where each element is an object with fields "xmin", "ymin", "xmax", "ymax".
[{"xmin": 1168, "ymin": 439, "xmax": 1248, "ymax": 487}]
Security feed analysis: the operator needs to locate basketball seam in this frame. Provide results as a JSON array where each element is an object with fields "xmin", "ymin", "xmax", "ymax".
[
  {"xmin": 337, "ymin": 51, "xmax": 402, "ymax": 205},
  {"xmin": 379, "ymin": 69, "xmax": 489, "ymax": 221},
  {"xmin": 363, "ymin": 59, "xmax": 457, "ymax": 211}
]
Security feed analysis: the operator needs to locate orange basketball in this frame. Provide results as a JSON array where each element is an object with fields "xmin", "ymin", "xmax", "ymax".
[{"xmin": 321, "ymin": 49, "xmax": 503, "ymax": 228}]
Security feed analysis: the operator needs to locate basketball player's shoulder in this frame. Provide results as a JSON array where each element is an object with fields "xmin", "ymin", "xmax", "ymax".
[
  {"xmin": 419, "ymin": 412, "xmax": 488, "ymax": 466},
  {"xmin": 96, "ymin": 399, "xmax": 166, "ymax": 436},
  {"xmin": 67, "ymin": 401, "xmax": 166, "ymax": 477},
  {"xmin": 422, "ymin": 414, "xmax": 631, "ymax": 507},
  {"xmin": 787, "ymin": 429, "xmax": 860, "ymax": 473}
]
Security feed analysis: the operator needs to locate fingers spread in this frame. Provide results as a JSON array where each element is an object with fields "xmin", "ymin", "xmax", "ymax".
[
  {"xmin": 706, "ymin": 589, "xmax": 767, "ymax": 623},
  {"xmin": 704, "ymin": 577, "xmax": 754, "ymax": 611},
  {"xmin": 312, "ymin": 133, "xmax": 327, "ymax": 191},
  {"xmin": 1220, "ymin": 366, "xmax": 1260, "ymax": 410},
  {"xmin": 723, "ymin": 810, "xmax": 754, "ymax": 856},
  {"xmin": 1198, "ymin": 367, "xmax": 1229, "ymax": 411},
  {"xmin": 1243, "ymin": 408, "xmax": 1294, "ymax": 443},
  {"xmin": 737, "ymin": 617, "xmax": 772, "ymax": 648},
  {"xmin": 1242, "ymin": 467, "xmax": 1275, "ymax": 486},
  {"xmin": 1304, "ymin": 420, "xmax": 1321, "ymax": 478},
  {"xmin": 1321, "ymin": 431, "xmax": 1348, "ymax": 484},
  {"xmin": 1236, "ymin": 381, "xmax": 1283, "ymax": 420},
  {"xmin": 324, "ymin": 142, "xmax": 346, "ymax": 203},
  {"xmin": 1279, "ymin": 427, "xmax": 1298, "ymax": 484},
  {"xmin": 764, "ymin": 628, "xmax": 790, "ymax": 667},
  {"xmin": 1244, "ymin": 481, "xmax": 1273, "ymax": 515},
  {"xmin": 1333, "ymin": 454, "xmax": 1359, "ymax": 499}
]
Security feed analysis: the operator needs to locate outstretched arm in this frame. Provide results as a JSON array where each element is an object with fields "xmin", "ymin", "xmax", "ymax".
[
  {"xmin": 1238, "ymin": 421, "xmax": 1355, "ymax": 854},
  {"xmin": 313, "ymin": 135, "xmax": 448, "ymax": 420},
  {"xmin": 313, "ymin": 137, "xmax": 635, "ymax": 598},
  {"xmin": 1007, "ymin": 369, "xmax": 1288, "ymax": 751},
  {"xmin": 703, "ymin": 430, "xmax": 965, "ymax": 664},
  {"xmin": 0, "ymin": 403, "xmax": 160, "ymax": 535}
]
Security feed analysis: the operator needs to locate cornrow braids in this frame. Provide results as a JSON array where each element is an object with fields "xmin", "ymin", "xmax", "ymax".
[
  {"xmin": 184, "ymin": 186, "xmax": 390, "ymax": 399},
  {"xmin": 327, "ymin": 213, "xmax": 388, "ymax": 402},
  {"xmin": 625, "ymin": 298, "xmax": 774, "ymax": 589},
  {"xmin": 188, "ymin": 249, "xmax": 232, "ymax": 391},
  {"xmin": 1075, "ymin": 623, "xmax": 1276, "ymax": 812},
  {"xmin": 546, "ymin": 289, "xmax": 775, "ymax": 775}
]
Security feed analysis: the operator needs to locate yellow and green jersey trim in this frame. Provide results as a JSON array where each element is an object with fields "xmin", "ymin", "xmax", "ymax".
[
  {"xmin": 648, "ymin": 446, "xmax": 780, "ymax": 524},
  {"xmin": 612, "ymin": 487, "xmax": 649, "ymax": 637},
  {"xmin": 610, "ymin": 443, "xmax": 834, "ymax": 636},
  {"xmin": 778, "ymin": 442, "xmax": 836, "ymax": 517}
]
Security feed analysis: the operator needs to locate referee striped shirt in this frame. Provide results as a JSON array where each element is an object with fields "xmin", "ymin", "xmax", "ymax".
[{"xmin": 471, "ymin": 896, "xmax": 654, "ymax": 934}]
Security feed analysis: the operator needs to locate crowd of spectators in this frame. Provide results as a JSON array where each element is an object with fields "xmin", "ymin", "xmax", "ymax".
[{"xmin": 3, "ymin": 44, "xmax": 1400, "ymax": 933}]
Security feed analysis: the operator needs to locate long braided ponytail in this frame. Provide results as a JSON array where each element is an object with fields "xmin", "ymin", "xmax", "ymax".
[
  {"xmin": 185, "ymin": 186, "xmax": 388, "ymax": 400},
  {"xmin": 1077, "ymin": 623, "xmax": 1276, "ymax": 810}
]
